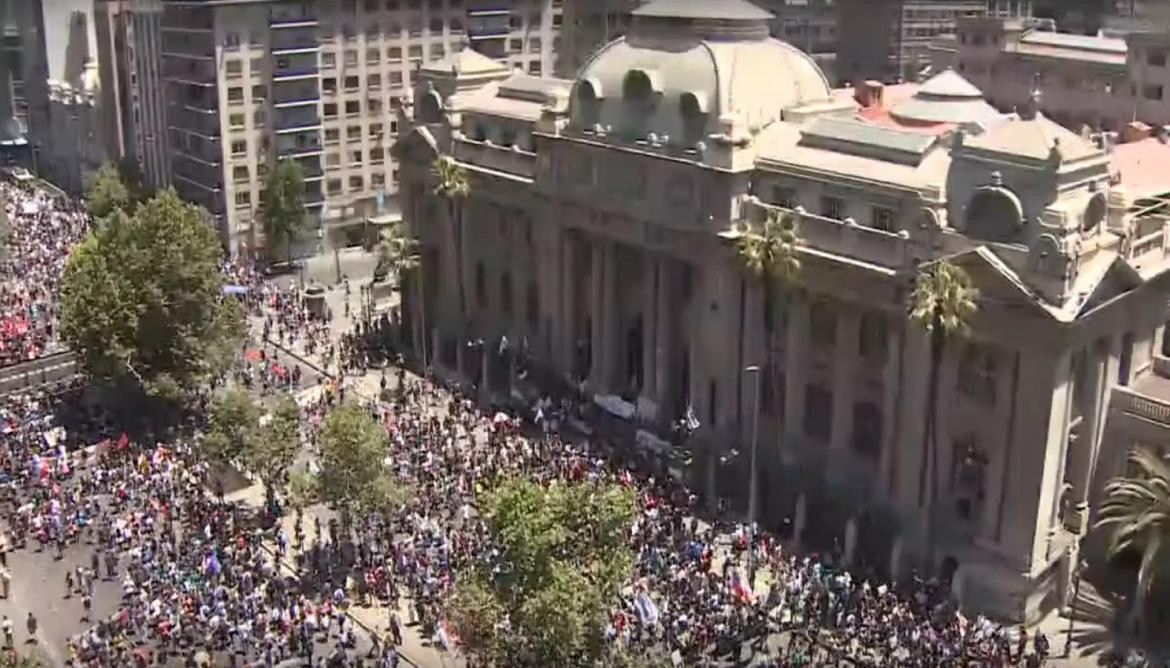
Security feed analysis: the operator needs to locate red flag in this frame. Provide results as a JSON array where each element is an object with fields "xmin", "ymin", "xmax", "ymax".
[{"xmin": 116, "ymin": 432, "xmax": 129, "ymax": 450}]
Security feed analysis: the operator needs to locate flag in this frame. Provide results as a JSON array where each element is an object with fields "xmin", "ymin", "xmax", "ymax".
[
  {"xmin": 116, "ymin": 432, "xmax": 129, "ymax": 451},
  {"xmin": 634, "ymin": 591, "xmax": 659, "ymax": 627},
  {"xmin": 730, "ymin": 570, "xmax": 755, "ymax": 604}
]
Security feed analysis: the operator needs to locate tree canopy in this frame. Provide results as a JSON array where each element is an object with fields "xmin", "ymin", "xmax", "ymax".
[
  {"xmin": 261, "ymin": 158, "xmax": 307, "ymax": 264},
  {"xmin": 447, "ymin": 477, "xmax": 636, "ymax": 667},
  {"xmin": 84, "ymin": 162, "xmax": 132, "ymax": 220},
  {"xmin": 316, "ymin": 401, "xmax": 401, "ymax": 514},
  {"xmin": 248, "ymin": 391, "xmax": 302, "ymax": 493},
  {"xmin": 202, "ymin": 387, "xmax": 260, "ymax": 465},
  {"xmin": 373, "ymin": 220, "xmax": 419, "ymax": 284},
  {"xmin": 60, "ymin": 189, "xmax": 243, "ymax": 398}
]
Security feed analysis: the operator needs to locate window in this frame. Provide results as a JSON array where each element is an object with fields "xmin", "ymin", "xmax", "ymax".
[
  {"xmin": 226, "ymin": 60, "xmax": 242, "ymax": 78},
  {"xmin": 809, "ymin": 301, "xmax": 836, "ymax": 347},
  {"xmin": 528, "ymin": 61, "xmax": 542, "ymax": 75},
  {"xmin": 1149, "ymin": 49, "xmax": 1167, "ymax": 67},
  {"xmin": 324, "ymin": 128, "xmax": 340, "ymax": 143},
  {"xmin": 450, "ymin": 18, "xmax": 464, "ymax": 33},
  {"xmin": 390, "ymin": 71, "xmax": 403, "ymax": 85},
  {"xmin": 345, "ymin": 100, "xmax": 360, "ymax": 116},
  {"xmin": 347, "ymin": 125, "xmax": 362, "ymax": 140},
  {"xmin": 509, "ymin": 38, "xmax": 522, "ymax": 53},
  {"xmin": 552, "ymin": 13, "xmax": 562, "ymax": 27},
  {"xmin": 390, "ymin": 120, "xmax": 399, "ymax": 135},
  {"xmin": 501, "ymin": 271, "xmax": 513, "ymax": 316},
  {"xmin": 228, "ymin": 87, "xmax": 244, "ymax": 103},
  {"xmin": 367, "ymin": 48, "xmax": 380, "ymax": 64},
  {"xmin": 429, "ymin": 18, "xmax": 443, "ymax": 33},
  {"xmin": 771, "ymin": 186, "xmax": 795, "ymax": 208},
  {"xmin": 368, "ymin": 73, "xmax": 382, "ymax": 89},
  {"xmin": 322, "ymin": 53, "xmax": 336, "ymax": 69},
  {"xmin": 254, "ymin": 110, "xmax": 265, "ymax": 127},
  {"xmin": 349, "ymin": 175, "xmax": 364, "ymax": 190},
  {"xmin": 475, "ymin": 263, "xmax": 487, "ymax": 307},
  {"xmin": 324, "ymin": 102, "xmax": 338, "ymax": 118},
  {"xmin": 369, "ymin": 122, "xmax": 383, "ymax": 137},
  {"xmin": 343, "ymin": 25, "xmax": 356, "ymax": 42},
  {"xmin": 327, "ymin": 178, "xmax": 342, "ymax": 195},
  {"xmin": 231, "ymin": 140, "xmax": 247, "ymax": 155},
  {"xmin": 224, "ymin": 31, "xmax": 240, "ymax": 49},
  {"xmin": 871, "ymin": 206, "xmax": 895, "ymax": 231},
  {"xmin": 370, "ymin": 147, "xmax": 384, "ymax": 162},
  {"xmin": 235, "ymin": 191, "xmax": 250, "ymax": 207},
  {"xmin": 821, "ymin": 196, "xmax": 843, "ymax": 219},
  {"xmin": 252, "ymin": 84, "xmax": 265, "ymax": 101},
  {"xmin": 1144, "ymin": 84, "xmax": 1163, "ymax": 101},
  {"xmin": 958, "ymin": 343, "xmax": 997, "ymax": 403},
  {"xmin": 530, "ymin": 37, "xmax": 541, "ymax": 53},
  {"xmin": 388, "ymin": 46, "xmax": 402, "ymax": 62},
  {"xmin": 952, "ymin": 436, "xmax": 988, "ymax": 522},
  {"xmin": 345, "ymin": 75, "xmax": 360, "ymax": 90},
  {"xmin": 232, "ymin": 165, "xmax": 249, "ymax": 182},
  {"xmin": 509, "ymin": 14, "xmax": 521, "ymax": 29},
  {"xmin": 430, "ymin": 44, "xmax": 446, "ymax": 59},
  {"xmin": 326, "ymin": 153, "xmax": 340, "ymax": 167},
  {"xmin": 229, "ymin": 113, "xmax": 246, "ymax": 128},
  {"xmin": 372, "ymin": 173, "xmax": 385, "ymax": 187},
  {"xmin": 859, "ymin": 312, "xmax": 887, "ymax": 361},
  {"xmin": 323, "ymin": 78, "xmax": 338, "ymax": 94},
  {"xmin": 803, "ymin": 383, "xmax": 832, "ymax": 441},
  {"xmin": 345, "ymin": 50, "xmax": 358, "ymax": 67},
  {"xmin": 408, "ymin": 45, "xmax": 422, "ymax": 60},
  {"xmin": 369, "ymin": 99, "xmax": 383, "ymax": 114}
]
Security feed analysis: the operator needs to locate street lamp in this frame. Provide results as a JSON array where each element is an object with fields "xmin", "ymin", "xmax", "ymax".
[{"xmin": 744, "ymin": 364, "xmax": 761, "ymax": 584}]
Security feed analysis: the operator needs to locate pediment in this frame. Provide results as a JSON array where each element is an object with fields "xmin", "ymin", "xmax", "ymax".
[
  {"xmin": 947, "ymin": 246, "xmax": 1051, "ymax": 317},
  {"xmin": 1075, "ymin": 257, "xmax": 1142, "ymax": 317}
]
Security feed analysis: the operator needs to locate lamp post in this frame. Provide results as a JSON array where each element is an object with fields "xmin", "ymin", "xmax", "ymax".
[{"xmin": 744, "ymin": 364, "xmax": 761, "ymax": 584}]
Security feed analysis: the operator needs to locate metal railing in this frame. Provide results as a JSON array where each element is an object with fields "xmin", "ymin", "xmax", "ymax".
[
  {"xmin": 0, "ymin": 352, "xmax": 80, "ymax": 397},
  {"xmin": 1113, "ymin": 385, "xmax": 1170, "ymax": 425}
]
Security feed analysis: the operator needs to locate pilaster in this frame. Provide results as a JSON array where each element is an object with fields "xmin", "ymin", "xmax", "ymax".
[
  {"xmin": 830, "ymin": 309, "xmax": 861, "ymax": 454},
  {"xmin": 784, "ymin": 299, "xmax": 809, "ymax": 446}
]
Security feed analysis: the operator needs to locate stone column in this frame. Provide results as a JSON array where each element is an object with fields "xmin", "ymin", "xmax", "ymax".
[
  {"xmin": 655, "ymin": 259, "xmax": 674, "ymax": 415},
  {"xmin": 830, "ymin": 309, "xmax": 860, "ymax": 455},
  {"xmin": 589, "ymin": 239, "xmax": 604, "ymax": 391},
  {"xmin": 784, "ymin": 299, "xmax": 809, "ymax": 446},
  {"xmin": 602, "ymin": 241, "xmax": 620, "ymax": 389},
  {"xmin": 879, "ymin": 320, "xmax": 902, "ymax": 499},
  {"xmin": 894, "ymin": 326, "xmax": 931, "ymax": 510},
  {"xmin": 641, "ymin": 253, "xmax": 659, "ymax": 404},
  {"xmin": 1064, "ymin": 346, "xmax": 1105, "ymax": 535},
  {"xmin": 980, "ymin": 348, "xmax": 1020, "ymax": 543}
]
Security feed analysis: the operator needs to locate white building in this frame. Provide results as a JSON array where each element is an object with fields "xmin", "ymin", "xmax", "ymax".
[{"xmin": 396, "ymin": 0, "xmax": 1170, "ymax": 622}]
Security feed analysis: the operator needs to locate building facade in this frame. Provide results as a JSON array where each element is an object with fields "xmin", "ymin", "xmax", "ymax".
[
  {"xmin": 935, "ymin": 16, "xmax": 1170, "ymax": 133},
  {"xmin": 838, "ymin": 0, "xmax": 1031, "ymax": 84},
  {"xmin": 395, "ymin": 0, "xmax": 1170, "ymax": 622},
  {"xmin": 95, "ymin": 0, "xmax": 169, "ymax": 190},
  {"xmin": 161, "ymin": 0, "xmax": 564, "ymax": 258}
]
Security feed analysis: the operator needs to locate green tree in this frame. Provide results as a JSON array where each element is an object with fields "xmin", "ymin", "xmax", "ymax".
[
  {"xmin": 202, "ymin": 387, "xmax": 260, "ymax": 465},
  {"xmin": 316, "ymin": 401, "xmax": 401, "ymax": 516},
  {"xmin": 375, "ymin": 220, "xmax": 428, "ymax": 364},
  {"xmin": 60, "ymin": 189, "xmax": 243, "ymax": 398},
  {"xmin": 432, "ymin": 156, "xmax": 470, "ymax": 321},
  {"xmin": 84, "ymin": 162, "xmax": 131, "ymax": 219},
  {"xmin": 1096, "ymin": 446, "xmax": 1170, "ymax": 634},
  {"xmin": 447, "ymin": 477, "xmax": 636, "ymax": 667},
  {"xmin": 907, "ymin": 258, "xmax": 976, "ymax": 555},
  {"xmin": 261, "ymin": 158, "xmax": 307, "ymax": 265},
  {"xmin": 731, "ymin": 208, "xmax": 801, "ymax": 442},
  {"xmin": 249, "ymin": 391, "xmax": 302, "ymax": 499},
  {"xmin": 287, "ymin": 468, "xmax": 321, "ymax": 522}
]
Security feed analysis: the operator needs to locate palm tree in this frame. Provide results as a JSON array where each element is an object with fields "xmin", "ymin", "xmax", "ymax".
[
  {"xmin": 432, "ymin": 156, "xmax": 470, "ymax": 325},
  {"xmin": 1096, "ymin": 446, "xmax": 1170, "ymax": 635},
  {"xmin": 732, "ymin": 209, "xmax": 801, "ymax": 418},
  {"xmin": 907, "ymin": 258, "xmax": 977, "ymax": 560},
  {"xmin": 375, "ymin": 222, "xmax": 427, "ymax": 365}
]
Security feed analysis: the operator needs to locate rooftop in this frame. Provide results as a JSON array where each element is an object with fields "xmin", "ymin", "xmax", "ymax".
[
  {"xmin": 1111, "ymin": 137, "xmax": 1170, "ymax": 199},
  {"xmin": 631, "ymin": 0, "xmax": 774, "ymax": 21}
]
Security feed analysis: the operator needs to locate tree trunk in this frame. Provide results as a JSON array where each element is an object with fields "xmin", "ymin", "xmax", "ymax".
[
  {"xmin": 918, "ymin": 320, "xmax": 945, "ymax": 569},
  {"xmin": 450, "ymin": 199, "xmax": 467, "ymax": 324},
  {"xmin": 417, "ymin": 265, "xmax": 429, "ymax": 368}
]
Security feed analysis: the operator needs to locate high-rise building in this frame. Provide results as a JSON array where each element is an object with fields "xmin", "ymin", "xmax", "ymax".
[
  {"xmin": 95, "ymin": 0, "xmax": 169, "ymax": 190},
  {"xmin": 161, "ymin": 0, "xmax": 565, "ymax": 260},
  {"xmin": 837, "ymin": 0, "xmax": 1032, "ymax": 84}
]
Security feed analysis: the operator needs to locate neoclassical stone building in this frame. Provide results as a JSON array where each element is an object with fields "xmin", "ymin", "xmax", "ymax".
[{"xmin": 394, "ymin": 0, "xmax": 1170, "ymax": 622}]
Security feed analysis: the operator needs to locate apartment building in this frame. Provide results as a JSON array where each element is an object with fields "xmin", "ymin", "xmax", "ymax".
[
  {"xmin": 95, "ymin": 0, "xmax": 169, "ymax": 190},
  {"xmin": 837, "ymin": 0, "xmax": 1031, "ymax": 84},
  {"xmin": 161, "ymin": 0, "xmax": 563, "ymax": 259}
]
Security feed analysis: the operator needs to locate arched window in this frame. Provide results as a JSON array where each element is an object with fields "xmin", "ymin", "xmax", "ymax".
[
  {"xmin": 622, "ymin": 69, "xmax": 658, "ymax": 138},
  {"xmin": 965, "ymin": 187, "xmax": 1023, "ymax": 243},
  {"xmin": 1083, "ymin": 192, "xmax": 1106, "ymax": 232},
  {"xmin": 575, "ymin": 78, "xmax": 601, "ymax": 126},
  {"xmin": 679, "ymin": 91, "xmax": 708, "ymax": 144}
]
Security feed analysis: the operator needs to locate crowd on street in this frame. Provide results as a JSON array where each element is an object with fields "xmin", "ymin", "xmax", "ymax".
[
  {"xmin": 0, "ymin": 174, "xmax": 1152, "ymax": 667},
  {"xmin": 0, "ymin": 180, "xmax": 87, "ymax": 365}
]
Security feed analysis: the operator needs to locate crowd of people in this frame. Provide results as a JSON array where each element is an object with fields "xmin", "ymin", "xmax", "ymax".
[
  {"xmin": 0, "ymin": 180, "xmax": 88, "ymax": 365},
  {"xmin": 0, "ymin": 172, "xmax": 1149, "ymax": 667}
]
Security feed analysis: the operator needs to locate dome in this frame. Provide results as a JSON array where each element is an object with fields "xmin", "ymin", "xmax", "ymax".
[
  {"xmin": 888, "ymin": 69, "xmax": 1003, "ymax": 128},
  {"xmin": 570, "ymin": 0, "xmax": 831, "ymax": 144}
]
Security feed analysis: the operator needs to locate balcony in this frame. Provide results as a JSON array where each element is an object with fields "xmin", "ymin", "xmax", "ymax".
[
  {"xmin": 167, "ymin": 107, "xmax": 221, "ymax": 139},
  {"xmin": 273, "ymin": 66, "xmax": 319, "ymax": 82},
  {"xmin": 271, "ymin": 27, "xmax": 319, "ymax": 55},
  {"xmin": 274, "ymin": 120, "xmax": 322, "ymax": 135},
  {"xmin": 452, "ymin": 137, "xmax": 535, "ymax": 179},
  {"xmin": 270, "ymin": 8, "xmax": 317, "ymax": 29},
  {"xmin": 276, "ymin": 137, "xmax": 323, "ymax": 158}
]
